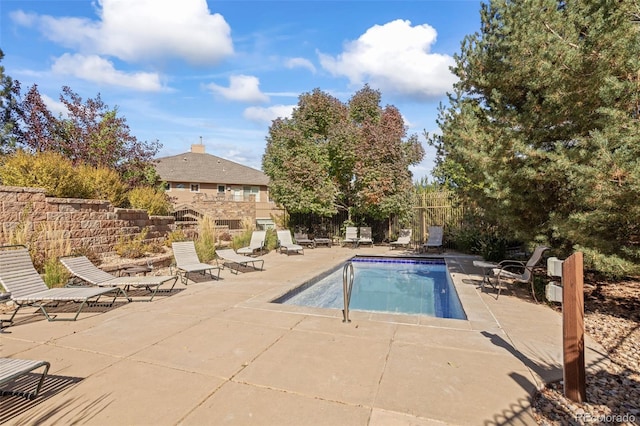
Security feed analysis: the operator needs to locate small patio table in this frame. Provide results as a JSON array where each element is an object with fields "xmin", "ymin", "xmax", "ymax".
[{"xmin": 473, "ymin": 260, "xmax": 499, "ymax": 291}]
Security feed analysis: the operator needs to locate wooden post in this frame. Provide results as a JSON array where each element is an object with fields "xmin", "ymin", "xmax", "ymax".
[{"xmin": 562, "ymin": 252, "xmax": 586, "ymax": 402}]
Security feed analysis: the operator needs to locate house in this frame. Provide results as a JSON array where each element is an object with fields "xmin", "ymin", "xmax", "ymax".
[{"xmin": 154, "ymin": 144, "xmax": 282, "ymax": 230}]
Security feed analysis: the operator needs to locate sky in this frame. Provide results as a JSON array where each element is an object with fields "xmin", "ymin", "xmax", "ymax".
[{"xmin": 0, "ymin": 0, "xmax": 483, "ymax": 180}]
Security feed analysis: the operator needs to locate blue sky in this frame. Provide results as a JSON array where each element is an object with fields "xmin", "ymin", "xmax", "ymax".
[{"xmin": 0, "ymin": 0, "xmax": 482, "ymax": 179}]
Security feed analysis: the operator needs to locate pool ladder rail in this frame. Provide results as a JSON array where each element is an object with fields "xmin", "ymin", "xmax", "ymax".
[{"xmin": 342, "ymin": 261, "xmax": 354, "ymax": 323}]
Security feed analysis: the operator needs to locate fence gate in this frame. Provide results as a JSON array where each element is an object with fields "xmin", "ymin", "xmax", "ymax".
[{"xmin": 410, "ymin": 191, "xmax": 464, "ymax": 246}]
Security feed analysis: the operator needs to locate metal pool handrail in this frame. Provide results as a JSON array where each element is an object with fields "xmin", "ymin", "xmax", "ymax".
[{"xmin": 342, "ymin": 261, "xmax": 354, "ymax": 323}]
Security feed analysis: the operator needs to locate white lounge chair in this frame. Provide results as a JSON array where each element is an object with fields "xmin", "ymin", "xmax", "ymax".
[
  {"xmin": 341, "ymin": 227, "xmax": 359, "ymax": 247},
  {"xmin": 172, "ymin": 241, "xmax": 222, "ymax": 284},
  {"xmin": 0, "ymin": 245, "xmax": 127, "ymax": 324},
  {"xmin": 277, "ymin": 230, "xmax": 304, "ymax": 255},
  {"xmin": 489, "ymin": 246, "xmax": 550, "ymax": 301},
  {"xmin": 0, "ymin": 358, "xmax": 50, "ymax": 400},
  {"xmin": 422, "ymin": 226, "xmax": 444, "ymax": 253},
  {"xmin": 237, "ymin": 230, "xmax": 266, "ymax": 256},
  {"xmin": 294, "ymin": 232, "xmax": 315, "ymax": 248},
  {"xmin": 390, "ymin": 229, "xmax": 412, "ymax": 249},
  {"xmin": 216, "ymin": 249, "xmax": 264, "ymax": 274},
  {"xmin": 358, "ymin": 227, "xmax": 373, "ymax": 246},
  {"xmin": 60, "ymin": 256, "xmax": 179, "ymax": 302}
]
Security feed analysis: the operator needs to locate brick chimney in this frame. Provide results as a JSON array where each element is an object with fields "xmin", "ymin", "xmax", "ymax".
[{"xmin": 191, "ymin": 143, "xmax": 205, "ymax": 154}]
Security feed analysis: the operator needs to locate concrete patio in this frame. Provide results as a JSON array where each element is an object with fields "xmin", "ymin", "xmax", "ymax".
[{"xmin": 1, "ymin": 246, "xmax": 608, "ymax": 425}]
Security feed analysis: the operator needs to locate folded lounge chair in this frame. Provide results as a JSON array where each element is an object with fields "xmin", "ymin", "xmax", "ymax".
[
  {"xmin": 358, "ymin": 227, "xmax": 373, "ymax": 246},
  {"xmin": 0, "ymin": 245, "xmax": 126, "ymax": 324},
  {"xmin": 390, "ymin": 229, "xmax": 412, "ymax": 249},
  {"xmin": 277, "ymin": 230, "xmax": 304, "ymax": 255},
  {"xmin": 488, "ymin": 246, "xmax": 550, "ymax": 301},
  {"xmin": 172, "ymin": 241, "xmax": 222, "ymax": 284},
  {"xmin": 341, "ymin": 227, "xmax": 359, "ymax": 247},
  {"xmin": 60, "ymin": 256, "xmax": 179, "ymax": 302},
  {"xmin": 421, "ymin": 226, "xmax": 444, "ymax": 253},
  {"xmin": 216, "ymin": 249, "xmax": 264, "ymax": 274},
  {"xmin": 237, "ymin": 230, "xmax": 266, "ymax": 256},
  {"xmin": 0, "ymin": 358, "xmax": 50, "ymax": 400}
]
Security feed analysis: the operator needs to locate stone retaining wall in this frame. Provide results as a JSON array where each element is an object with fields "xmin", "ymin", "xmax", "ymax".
[{"xmin": 0, "ymin": 186, "xmax": 175, "ymax": 255}]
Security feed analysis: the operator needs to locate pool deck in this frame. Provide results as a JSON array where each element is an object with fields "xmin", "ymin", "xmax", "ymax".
[{"xmin": 1, "ymin": 246, "xmax": 608, "ymax": 425}]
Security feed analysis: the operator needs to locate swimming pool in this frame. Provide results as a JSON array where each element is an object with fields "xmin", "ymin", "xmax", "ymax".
[{"xmin": 273, "ymin": 256, "xmax": 467, "ymax": 320}]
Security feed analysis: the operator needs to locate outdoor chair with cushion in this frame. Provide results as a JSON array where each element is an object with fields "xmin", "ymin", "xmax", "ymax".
[
  {"xmin": 172, "ymin": 241, "xmax": 222, "ymax": 284},
  {"xmin": 237, "ymin": 230, "xmax": 266, "ymax": 256},
  {"xmin": 390, "ymin": 229, "xmax": 412, "ymax": 249},
  {"xmin": 341, "ymin": 227, "xmax": 359, "ymax": 247},
  {"xmin": 60, "ymin": 256, "xmax": 179, "ymax": 302},
  {"xmin": 488, "ymin": 246, "xmax": 550, "ymax": 301},
  {"xmin": 358, "ymin": 227, "xmax": 374, "ymax": 246},
  {"xmin": 0, "ymin": 245, "xmax": 127, "ymax": 324},
  {"xmin": 277, "ymin": 230, "xmax": 304, "ymax": 255},
  {"xmin": 0, "ymin": 358, "xmax": 50, "ymax": 400},
  {"xmin": 421, "ymin": 226, "xmax": 444, "ymax": 253},
  {"xmin": 216, "ymin": 249, "xmax": 265, "ymax": 274}
]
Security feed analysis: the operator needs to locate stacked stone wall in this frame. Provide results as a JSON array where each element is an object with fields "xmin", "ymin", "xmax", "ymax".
[{"xmin": 0, "ymin": 186, "xmax": 174, "ymax": 255}]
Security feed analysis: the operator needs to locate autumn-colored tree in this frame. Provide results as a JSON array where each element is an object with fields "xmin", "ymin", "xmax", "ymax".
[
  {"xmin": 9, "ymin": 84, "xmax": 161, "ymax": 186},
  {"xmin": 263, "ymin": 85, "xmax": 424, "ymax": 222}
]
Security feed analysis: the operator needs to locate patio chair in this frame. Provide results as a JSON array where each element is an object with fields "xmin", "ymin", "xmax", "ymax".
[
  {"xmin": 172, "ymin": 241, "xmax": 222, "ymax": 284},
  {"xmin": 421, "ymin": 226, "xmax": 444, "ymax": 253},
  {"xmin": 488, "ymin": 246, "xmax": 550, "ymax": 301},
  {"xmin": 60, "ymin": 256, "xmax": 179, "ymax": 302},
  {"xmin": 216, "ymin": 249, "xmax": 264, "ymax": 274},
  {"xmin": 358, "ymin": 227, "xmax": 373, "ymax": 246},
  {"xmin": 341, "ymin": 227, "xmax": 359, "ymax": 247},
  {"xmin": 0, "ymin": 245, "xmax": 126, "ymax": 324},
  {"xmin": 294, "ymin": 232, "xmax": 315, "ymax": 248},
  {"xmin": 237, "ymin": 230, "xmax": 266, "ymax": 256},
  {"xmin": 0, "ymin": 358, "xmax": 50, "ymax": 400},
  {"xmin": 277, "ymin": 230, "xmax": 304, "ymax": 255},
  {"xmin": 390, "ymin": 229, "xmax": 412, "ymax": 249}
]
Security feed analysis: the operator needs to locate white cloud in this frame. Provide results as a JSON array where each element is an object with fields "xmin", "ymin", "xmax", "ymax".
[
  {"xmin": 12, "ymin": 0, "xmax": 233, "ymax": 65},
  {"xmin": 318, "ymin": 19, "xmax": 457, "ymax": 100},
  {"xmin": 206, "ymin": 75, "xmax": 269, "ymax": 103},
  {"xmin": 285, "ymin": 57, "xmax": 316, "ymax": 73},
  {"xmin": 41, "ymin": 94, "xmax": 68, "ymax": 117},
  {"xmin": 51, "ymin": 53, "xmax": 164, "ymax": 91},
  {"xmin": 243, "ymin": 104, "xmax": 295, "ymax": 124}
]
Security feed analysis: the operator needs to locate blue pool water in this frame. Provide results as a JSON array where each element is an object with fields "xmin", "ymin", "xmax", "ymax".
[{"xmin": 273, "ymin": 257, "xmax": 466, "ymax": 320}]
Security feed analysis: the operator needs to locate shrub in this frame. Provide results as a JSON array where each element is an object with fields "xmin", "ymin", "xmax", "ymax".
[
  {"xmin": 43, "ymin": 257, "xmax": 70, "ymax": 288},
  {"xmin": 165, "ymin": 229, "xmax": 188, "ymax": 247},
  {"xmin": 0, "ymin": 150, "xmax": 90, "ymax": 198},
  {"xmin": 77, "ymin": 165, "xmax": 129, "ymax": 207},
  {"xmin": 128, "ymin": 186, "xmax": 172, "ymax": 216},
  {"xmin": 114, "ymin": 228, "xmax": 151, "ymax": 259},
  {"xmin": 194, "ymin": 215, "xmax": 216, "ymax": 262}
]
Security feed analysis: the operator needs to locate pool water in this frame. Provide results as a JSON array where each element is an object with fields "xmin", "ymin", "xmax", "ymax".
[{"xmin": 273, "ymin": 256, "xmax": 466, "ymax": 320}]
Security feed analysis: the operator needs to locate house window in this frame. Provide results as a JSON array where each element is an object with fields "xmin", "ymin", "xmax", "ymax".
[
  {"xmin": 164, "ymin": 182, "xmax": 171, "ymax": 191},
  {"xmin": 218, "ymin": 185, "xmax": 225, "ymax": 193},
  {"xmin": 243, "ymin": 186, "xmax": 260, "ymax": 202},
  {"xmin": 190, "ymin": 184, "xmax": 200, "ymax": 192},
  {"xmin": 176, "ymin": 183, "xmax": 185, "ymax": 190}
]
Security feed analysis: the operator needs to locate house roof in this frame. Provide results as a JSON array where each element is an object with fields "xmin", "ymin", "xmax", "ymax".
[{"xmin": 154, "ymin": 152, "xmax": 270, "ymax": 186}]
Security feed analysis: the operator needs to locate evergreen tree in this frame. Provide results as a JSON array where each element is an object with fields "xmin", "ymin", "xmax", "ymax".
[{"xmin": 430, "ymin": 0, "xmax": 640, "ymax": 275}]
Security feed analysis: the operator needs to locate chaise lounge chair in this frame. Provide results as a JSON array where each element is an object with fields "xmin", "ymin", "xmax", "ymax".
[
  {"xmin": 294, "ymin": 232, "xmax": 315, "ymax": 248},
  {"xmin": 341, "ymin": 227, "xmax": 359, "ymax": 247},
  {"xmin": 0, "ymin": 358, "xmax": 50, "ymax": 400},
  {"xmin": 488, "ymin": 245, "xmax": 550, "ymax": 301},
  {"xmin": 216, "ymin": 249, "xmax": 264, "ymax": 274},
  {"xmin": 277, "ymin": 230, "xmax": 304, "ymax": 255},
  {"xmin": 358, "ymin": 227, "xmax": 373, "ymax": 246},
  {"xmin": 237, "ymin": 230, "xmax": 266, "ymax": 256},
  {"xmin": 0, "ymin": 245, "xmax": 127, "ymax": 324},
  {"xmin": 390, "ymin": 229, "xmax": 412, "ymax": 249},
  {"xmin": 60, "ymin": 256, "xmax": 179, "ymax": 302},
  {"xmin": 172, "ymin": 241, "xmax": 222, "ymax": 284},
  {"xmin": 421, "ymin": 226, "xmax": 444, "ymax": 253}
]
